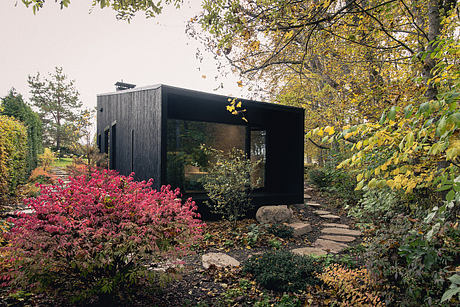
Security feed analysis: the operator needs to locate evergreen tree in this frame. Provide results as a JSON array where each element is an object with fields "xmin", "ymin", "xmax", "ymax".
[{"xmin": 28, "ymin": 67, "xmax": 84, "ymax": 157}]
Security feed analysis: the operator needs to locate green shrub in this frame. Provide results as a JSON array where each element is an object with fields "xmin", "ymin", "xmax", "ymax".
[
  {"xmin": 347, "ymin": 187, "xmax": 404, "ymax": 224},
  {"xmin": 0, "ymin": 115, "xmax": 27, "ymax": 207},
  {"xmin": 200, "ymin": 146, "xmax": 260, "ymax": 223},
  {"xmin": 1, "ymin": 90, "xmax": 42, "ymax": 174},
  {"xmin": 365, "ymin": 214, "xmax": 459, "ymax": 306},
  {"xmin": 308, "ymin": 168, "xmax": 332, "ymax": 188},
  {"xmin": 267, "ymin": 223, "xmax": 293, "ymax": 239},
  {"xmin": 243, "ymin": 251, "xmax": 322, "ymax": 292}
]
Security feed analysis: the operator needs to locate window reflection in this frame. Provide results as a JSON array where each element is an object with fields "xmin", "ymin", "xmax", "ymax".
[{"xmin": 166, "ymin": 119, "xmax": 245, "ymax": 192}]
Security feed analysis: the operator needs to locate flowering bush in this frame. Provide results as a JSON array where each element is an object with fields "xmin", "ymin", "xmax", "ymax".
[{"xmin": 5, "ymin": 169, "xmax": 204, "ymax": 304}]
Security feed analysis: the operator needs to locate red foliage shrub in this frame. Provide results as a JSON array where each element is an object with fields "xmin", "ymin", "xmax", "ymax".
[{"xmin": 5, "ymin": 169, "xmax": 204, "ymax": 304}]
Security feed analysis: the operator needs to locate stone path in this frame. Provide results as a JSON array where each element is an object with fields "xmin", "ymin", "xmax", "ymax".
[
  {"xmin": 291, "ymin": 184, "xmax": 361, "ymax": 256},
  {"xmin": 1, "ymin": 167, "xmax": 71, "ymax": 217},
  {"xmin": 201, "ymin": 183, "xmax": 363, "ymax": 267}
]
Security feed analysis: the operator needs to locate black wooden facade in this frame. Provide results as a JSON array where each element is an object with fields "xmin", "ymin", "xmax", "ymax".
[{"xmin": 97, "ymin": 84, "xmax": 304, "ymax": 211}]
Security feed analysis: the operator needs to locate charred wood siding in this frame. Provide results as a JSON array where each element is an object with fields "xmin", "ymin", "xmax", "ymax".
[
  {"xmin": 97, "ymin": 86, "xmax": 162, "ymax": 189},
  {"xmin": 97, "ymin": 84, "xmax": 304, "ymax": 206}
]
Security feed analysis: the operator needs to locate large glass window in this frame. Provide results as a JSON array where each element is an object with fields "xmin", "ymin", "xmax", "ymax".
[
  {"xmin": 166, "ymin": 119, "xmax": 267, "ymax": 193},
  {"xmin": 166, "ymin": 119, "xmax": 246, "ymax": 192},
  {"xmin": 250, "ymin": 129, "xmax": 266, "ymax": 189}
]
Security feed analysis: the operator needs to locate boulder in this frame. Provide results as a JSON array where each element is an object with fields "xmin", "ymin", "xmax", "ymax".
[
  {"xmin": 202, "ymin": 253, "xmax": 240, "ymax": 269},
  {"xmin": 256, "ymin": 205, "xmax": 293, "ymax": 224}
]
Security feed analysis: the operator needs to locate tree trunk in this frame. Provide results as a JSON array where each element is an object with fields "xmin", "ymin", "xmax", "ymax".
[{"xmin": 422, "ymin": 0, "xmax": 441, "ymax": 101}]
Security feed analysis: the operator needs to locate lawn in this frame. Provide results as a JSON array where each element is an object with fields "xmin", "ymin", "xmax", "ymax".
[{"xmin": 51, "ymin": 157, "xmax": 73, "ymax": 168}]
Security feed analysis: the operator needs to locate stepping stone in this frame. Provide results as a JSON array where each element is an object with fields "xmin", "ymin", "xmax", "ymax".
[
  {"xmin": 286, "ymin": 222, "xmax": 311, "ymax": 237},
  {"xmin": 306, "ymin": 202, "xmax": 321, "ymax": 208},
  {"xmin": 304, "ymin": 194, "xmax": 312, "ymax": 200},
  {"xmin": 320, "ymin": 235, "xmax": 356, "ymax": 243},
  {"xmin": 323, "ymin": 223, "xmax": 349, "ymax": 229},
  {"xmin": 202, "ymin": 253, "xmax": 240, "ymax": 269},
  {"xmin": 291, "ymin": 247, "xmax": 327, "ymax": 257},
  {"xmin": 304, "ymin": 187, "xmax": 314, "ymax": 192},
  {"xmin": 314, "ymin": 239, "xmax": 348, "ymax": 253},
  {"xmin": 321, "ymin": 228, "xmax": 361, "ymax": 236},
  {"xmin": 320, "ymin": 214, "xmax": 340, "ymax": 220},
  {"xmin": 314, "ymin": 210, "xmax": 330, "ymax": 215}
]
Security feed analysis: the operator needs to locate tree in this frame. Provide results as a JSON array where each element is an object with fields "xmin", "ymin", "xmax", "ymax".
[
  {"xmin": 190, "ymin": 0, "xmax": 458, "ymax": 132},
  {"xmin": 20, "ymin": 0, "xmax": 183, "ymax": 21},
  {"xmin": 1, "ymin": 89, "xmax": 42, "ymax": 173},
  {"xmin": 28, "ymin": 67, "xmax": 84, "ymax": 157}
]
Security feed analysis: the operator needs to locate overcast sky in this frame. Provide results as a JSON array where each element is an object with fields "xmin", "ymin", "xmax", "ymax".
[{"xmin": 0, "ymin": 1, "xmax": 246, "ymax": 111}]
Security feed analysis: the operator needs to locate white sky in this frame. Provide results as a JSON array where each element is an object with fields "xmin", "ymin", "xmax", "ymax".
[{"xmin": 0, "ymin": 1, "xmax": 247, "ymax": 111}]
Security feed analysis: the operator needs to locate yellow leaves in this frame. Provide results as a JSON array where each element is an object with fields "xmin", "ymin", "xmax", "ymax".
[
  {"xmin": 356, "ymin": 173, "xmax": 363, "ymax": 182},
  {"xmin": 249, "ymin": 40, "xmax": 260, "ymax": 51},
  {"xmin": 344, "ymin": 132, "xmax": 353, "ymax": 139},
  {"xmin": 237, "ymin": 81, "xmax": 243, "ymax": 87},
  {"xmin": 324, "ymin": 126, "xmax": 335, "ymax": 135},
  {"xmin": 446, "ymin": 140, "xmax": 460, "ymax": 161},
  {"xmin": 201, "ymin": 75, "xmax": 207, "ymax": 79}
]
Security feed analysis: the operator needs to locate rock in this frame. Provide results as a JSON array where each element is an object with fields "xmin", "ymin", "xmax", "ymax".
[
  {"xmin": 286, "ymin": 222, "xmax": 312, "ymax": 237},
  {"xmin": 319, "ymin": 214, "xmax": 340, "ymax": 220},
  {"xmin": 321, "ymin": 228, "xmax": 361, "ymax": 236},
  {"xmin": 304, "ymin": 187, "xmax": 314, "ymax": 192},
  {"xmin": 291, "ymin": 203, "xmax": 306, "ymax": 210},
  {"xmin": 256, "ymin": 205, "xmax": 293, "ymax": 224},
  {"xmin": 323, "ymin": 223, "xmax": 349, "ymax": 228},
  {"xmin": 314, "ymin": 210, "xmax": 330, "ymax": 215},
  {"xmin": 314, "ymin": 239, "xmax": 348, "ymax": 253},
  {"xmin": 320, "ymin": 235, "xmax": 356, "ymax": 243},
  {"xmin": 202, "ymin": 253, "xmax": 240, "ymax": 269},
  {"xmin": 306, "ymin": 202, "xmax": 321, "ymax": 207},
  {"xmin": 291, "ymin": 247, "xmax": 327, "ymax": 257},
  {"xmin": 304, "ymin": 194, "xmax": 312, "ymax": 200}
]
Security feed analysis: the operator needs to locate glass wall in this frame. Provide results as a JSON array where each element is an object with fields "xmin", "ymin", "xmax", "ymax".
[
  {"xmin": 166, "ymin": 119, "xmax": 267, "ymax": 193},
  {"xmin": 250, "ymin": 129, "xmax": 266, "ymax": 189},
  {"xmin": 166, "ymin": 119, "xmax": 246, "ymax": 192}
]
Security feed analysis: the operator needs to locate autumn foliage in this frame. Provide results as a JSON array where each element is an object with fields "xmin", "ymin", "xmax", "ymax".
[{"xmin": 5, "ymin": 169, "xmax": 204, "ymax": 303}]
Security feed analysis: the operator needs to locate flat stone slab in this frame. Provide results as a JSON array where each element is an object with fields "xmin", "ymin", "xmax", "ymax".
[
  {"xmin": 291, "ymin": 247, "xmax": 327, "ymax": 257},
  {"xmin": 202, "ymin": 253, "xmax": 240, "ymax": 269},
  {"xmin": 286, "ymin": 222, "xmax": 312, "ymax": 237},
  {"xmin": 320, "ymin": 214, "xmax": 340, "ymax": 220},
  {"xmin": 321, "ymin": 228, "xmax": 361, "ymax": 236},
  {"xmin": 320, "ymin": 235, "xmax": 356, "ymax": 243},
  {"xmin": 314, "ymin": 210, "xmax": 331, "ymax": 215},
  {"xmin": 306, "ymin": 202, "xmax": 321, "ymax": 207},
  {"xmin": 304, "ymin": 187, "xmax": 314, "ymax": 192},
  {"xmin": 314, "ymin": 239, "xmax": 348, "ymax": 253},
  {"xmin": 304, "ymin": 194, "xmax": 312, "ymax": 200},
  {"xmin": 323, "ymin": 223, "xmax": 349, "ymax": 228}
]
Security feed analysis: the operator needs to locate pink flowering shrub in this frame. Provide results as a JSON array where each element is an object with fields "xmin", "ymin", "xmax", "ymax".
[{"xmin": 6, "ymin": 168, "xmax": 204, "ymax": 304}]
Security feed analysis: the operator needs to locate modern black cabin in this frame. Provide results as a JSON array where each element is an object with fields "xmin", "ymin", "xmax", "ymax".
[{"xmin": 97, "ymin": 84, "xmax": 304, "ymax": 211}]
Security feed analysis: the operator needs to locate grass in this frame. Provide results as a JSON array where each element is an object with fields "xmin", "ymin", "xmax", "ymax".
[{"xmin": 51, "ymin": 157, "xmax": 73, "ymax": 168}]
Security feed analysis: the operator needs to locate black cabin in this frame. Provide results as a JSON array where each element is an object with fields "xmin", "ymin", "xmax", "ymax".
[{"xmin": 97, "ymin": 84, "xmax": 304, "ymax": 211}]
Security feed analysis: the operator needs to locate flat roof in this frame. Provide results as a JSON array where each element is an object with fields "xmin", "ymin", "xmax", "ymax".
[{"xmin": 98, "ymin": 84, "xmax": 304, "ymax": 113}]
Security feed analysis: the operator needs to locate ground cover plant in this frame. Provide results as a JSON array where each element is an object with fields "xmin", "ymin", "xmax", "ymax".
[{"xmin": 4, "ymin": 168, "xmax": 204, "ymax": 305}]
